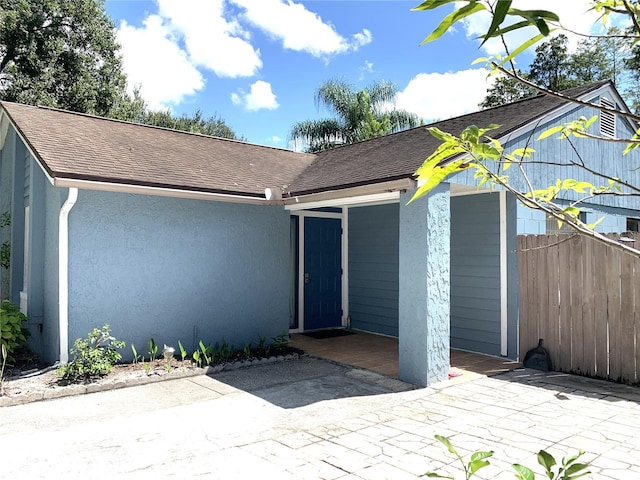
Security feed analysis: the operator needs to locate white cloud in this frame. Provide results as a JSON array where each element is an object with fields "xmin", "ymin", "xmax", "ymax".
[
  {"xmin": 156, "ymin": 0, "xmax": 262, "ymax": 77},
  {"xmin": 396, "ymin": 69, "xmax": 495, "ymax": 121},
  {"xmin": 231, "ymin": 80, "xmax": 279, "ymax": 111},
  {"xmin": 230, "ymin": 0, "xmax": 371, "ymax": 57},
  {"xmin": 270, "ymin": 135, "xmax": 283, "ymax": 142},
  {"xmin": 117, "ymin": 16, "xmax": 204, "ymax": 110},
  {"xmin": 459, "ymin": 1, "xmax": 601, "ymax": 56}
]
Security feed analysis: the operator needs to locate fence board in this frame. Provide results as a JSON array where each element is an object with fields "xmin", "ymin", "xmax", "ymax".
[
  {"xmin": 546, "ymin": 235, "xmax": 560, "ymax": 367},
  {"xmin": 517, "ymin": 232, "xmax": 640, "ymax": 385},
  {"xmin": 620, "ymin": 249, "xmax": 636, "ymax": 383},
  {"xmin": 581, "ymin": 237, "xmax": 595, "ymax": 376},
  {"xmin": 607, "ymin": 238, "xmax": 622, "ymax": 382},
  {"xmin": 569, "ymin": 235, "xmax": 584, "ymax": 373},
  {"xmin": 557, "ymin": 236, "xmax": 573, "ymax": 372},
  {"xmin": 592, "ymin": 239, "xmax": 609, "ymax": 378}
]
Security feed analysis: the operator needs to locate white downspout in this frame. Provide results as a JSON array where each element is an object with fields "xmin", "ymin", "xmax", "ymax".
[{"xmin": 59, "ymin": 188, "xmax": 78, "ymax": 363}]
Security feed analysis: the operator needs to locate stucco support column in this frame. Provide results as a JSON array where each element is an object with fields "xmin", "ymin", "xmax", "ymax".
[{"xmin": 398, "ymin": 184, "xmax": 450, "ymax": 387}]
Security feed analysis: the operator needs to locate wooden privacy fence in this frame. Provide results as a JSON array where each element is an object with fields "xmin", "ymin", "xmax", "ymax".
[{"xmin": 517, "ymin": 232, "xmax": 640, "ymax": 385}]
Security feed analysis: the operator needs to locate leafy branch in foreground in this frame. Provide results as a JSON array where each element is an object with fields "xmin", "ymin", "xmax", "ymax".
[
  {"xmin": 411, "ymin": 123, "xmax": 639, "ymax": 257},
  {"xmin": 411, "ymin": 0, "xmax": 640, "ymax": 258},
  {"xmin": 426, "ymin": 435, "xmax": 591, "ymax": 479}
]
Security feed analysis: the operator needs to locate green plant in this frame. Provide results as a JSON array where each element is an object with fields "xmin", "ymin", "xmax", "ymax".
[
  {"xmin": 178, "ymin": 340, "xmax": 187, "ymax": 363},
  {"xmin": 218, "ymin": 338, "xmax": 232, "ymax": 363},
  {"xmin": 271, "ymin": 331, "xmax": 289, "ymax": 352},
  {"xmin": 426, "ymin": 435, "xmax": 493, "ymax": 479},
  {"xmin": 258, "ymin": 335, "xmax": 270, "ymax": 357},
  {"xmin": 513, "ymin": 450, "xmax": 590, "ymax": 480},
  {"xmin": 426, "ymin": 435, "xmax": 591, "ymax": 480},
  {"xmin": 243, "ymin": 342, "xmax": 252, "ymax": 359},
  {"xmin": 198, "ymin": 340, "xmax": 212, "ymax": 365},
  {"xmin": 131, "ymin": 344, "xmax": 141, "ymax": 364},
  {"xmin": 192, "ymin": 350, "xmax": 201, "ymax": 367},
  {"xmin": 0, "ymin": 300, "xmax": 31, "ymax": 360},
  {"xmin": 57, "ymin": 325, "xmax": 125, "ymax": 384},
  {"xmin": 147, "ymin": 338, "xmax": 158, "ymax": 361},
  {"xmin": 142, "ymin": 358, "xmax": 150, "ymax": 375}
]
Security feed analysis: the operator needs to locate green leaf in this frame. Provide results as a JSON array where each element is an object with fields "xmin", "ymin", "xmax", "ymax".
[
  {"xmin": 501, "ymin": 32, "xmax": 547, "ymax": 65},
  {"xmin": 486, "ymin": 20, "xmax": 531, "ymax": 38},
  {"xmin": 481, "ymin": 0, "xmax": 511, "ymax": 45},
  {"xmin": 537, "ymin": 450, "xmax": 557, "ymax": 473},
  {"xmin": 511, "ymin": 147, "xmax": 534, "ymax": 158},
  {"xmin": 470, "ymin": 450, "xmax": 494, "ymax": 461},
  {"xmin": 563, "ymin": 206, "xmax": 581, "ymax": 219},
  {"xmin": 434, "ymin": 435, "xmax": 458, "ymax": 456},
  {"xmin": 510, "ymin": 8, "xmax": 560, "ymax": 22},
  {"xmin": 512, "ymin": 464, "xmax": 535, "ymax": 480},
  {"xmin": 538, "ymin": 125, "xmax": 564, "ymax": 140},
  {"xmin": 420, "ymin": 2, "xmax": 487, "ymax": 44},
  {"xmin": 469, "ymin": 459, "xmax": 491, "ymax": 474},
  {"xmin": 424, "ymin": 473, "xmax": 453, "ymax": 479},
  {"xmin": 411, "ymin": 0, "xmax": 460, "ymax": 12}
]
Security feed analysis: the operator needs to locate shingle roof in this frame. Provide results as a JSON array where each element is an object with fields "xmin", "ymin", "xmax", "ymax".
[
  {"xmin": 1, "ymin": 80, "xmax": 612, "ymax": 199},
  {"xmin": 288, "ymin": 81, "xmax": 611, "ymax": 195},
  {"xmin": 1, "ymin": 102, "xmax": 315, "ymax": 197}
]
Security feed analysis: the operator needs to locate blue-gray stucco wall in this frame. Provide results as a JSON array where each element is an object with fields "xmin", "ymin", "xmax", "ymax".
[
  {"xmin": 348, "ymin": 203, "xmax": 399, "ymax": 337},
  {"xmin": 67, "ymin": 190, "xmax": 290, "ymax": 359}
]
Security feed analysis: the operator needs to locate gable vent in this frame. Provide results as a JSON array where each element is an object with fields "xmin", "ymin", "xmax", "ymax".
[{"xmin": 600, "ymin": 97, "xmax": 616, "ymax": 138}]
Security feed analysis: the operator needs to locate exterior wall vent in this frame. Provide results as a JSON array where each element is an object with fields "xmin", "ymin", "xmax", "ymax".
[{"xmin": 600, "ymin": 97, "xmax": 616, "ymax": 138}]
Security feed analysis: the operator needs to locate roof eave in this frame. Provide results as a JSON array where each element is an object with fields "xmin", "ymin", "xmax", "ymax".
[{"xmin": 53, "ymin": 177, "xmax": 273, "ymax": 205}]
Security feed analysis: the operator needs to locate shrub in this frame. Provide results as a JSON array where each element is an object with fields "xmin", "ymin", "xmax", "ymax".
[
  {"xmin": 57, "ymin": 325, "xmax": 125, "ymax": 384},
  {"xmin": 0, "ymin": 300, "xmax": 30, "ymax": 359}
]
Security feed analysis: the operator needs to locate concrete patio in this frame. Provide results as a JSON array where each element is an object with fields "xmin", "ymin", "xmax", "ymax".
[{"xmin": 1, "ymin": 355, "xmax": 639, "ymax": 479}]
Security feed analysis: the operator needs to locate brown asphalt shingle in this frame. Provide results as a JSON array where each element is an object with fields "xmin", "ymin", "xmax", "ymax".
[
  {"xmin": 288, "ymin": 81, "xmax": 610, "ymax": 195},
  {"xmin": 1, "ymin": 81, "xmax": 610, "ymax": 199},
  {"xmin": 1, "ymin": 102, "xmax": 315, "ymax": 197}
]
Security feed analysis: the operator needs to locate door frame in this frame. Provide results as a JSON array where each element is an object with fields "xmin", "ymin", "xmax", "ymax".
[{"xmin": 289, "ymin": 210, "xmax": 347, "ymax": 332}]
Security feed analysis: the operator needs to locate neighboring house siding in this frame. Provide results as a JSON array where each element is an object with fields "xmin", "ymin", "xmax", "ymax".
[
  {"xmin": 348, "ymin": 203, "xmax": 399, "ymax": 337},
  {"xmin": 450, "ymin": 91, "xmax": 640, "ymax": 212},
  {"xmin": 67, "ymin": 190, "xmax": 290, "ymax": 359},
  {"xmin": 517, "ymin": 201, "xmax": 636, "ymax": 235},
  {"xmin": 450, "ymin": 193, "xmax": 501, "ymax": 355}
]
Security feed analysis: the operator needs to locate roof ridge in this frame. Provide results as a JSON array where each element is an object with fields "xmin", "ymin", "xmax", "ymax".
[{"xmin": 0, "ymin": 100, "xmax": 312, "ymax": 156}]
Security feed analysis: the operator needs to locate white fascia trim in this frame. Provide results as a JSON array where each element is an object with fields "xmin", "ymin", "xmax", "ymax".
[
  {"xmin": 59, "ymin": 187, "xmax": 78, "ymax": 364},
  {"xmin": 0, "ymin": 110, "xmax": 9, "ymax": 150},
  {"xmin": 53, "ymin": 178, "xmax": 268, "ymax": 205},
  {"xmin": 499, "ymin": 190, "xmax": 508, "ymax": 357},
  {"xmin": 284, "ymin": 179, "xmax": 415, "ymax": 211}
]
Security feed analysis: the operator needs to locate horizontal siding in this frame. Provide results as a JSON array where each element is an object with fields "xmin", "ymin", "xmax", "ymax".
[
  {"xmin": 348, "ymin": 203, "xmax": 399, "ymax": 337},
  {"xmin": 450, "ymin": 193, "xmax": 501, "ymax": 356}
]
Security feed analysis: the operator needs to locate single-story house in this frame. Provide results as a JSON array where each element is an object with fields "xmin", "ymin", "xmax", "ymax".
[{"xmin": 1, "ymin": 79, "xmax": 639, "ymax": 386}]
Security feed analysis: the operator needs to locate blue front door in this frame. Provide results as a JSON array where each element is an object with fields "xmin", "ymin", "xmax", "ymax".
[{"xmin": 304, "ymin": 217, "xmax": 342, "ymax": 330}]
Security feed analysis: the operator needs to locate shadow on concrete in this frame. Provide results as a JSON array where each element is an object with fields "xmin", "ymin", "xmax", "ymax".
[
  {"xmin": 207, "ymin": 356, "xmax": 415, "ymax": 409},
  {"xmin": 491, "ymin": 367, "xmax": 640, "ymax": 404}
]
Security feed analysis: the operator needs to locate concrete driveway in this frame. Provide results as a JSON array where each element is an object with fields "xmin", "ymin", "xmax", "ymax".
[{"xmin": 1, "ymin": 356, "xmax": 639, "ymax": 479}]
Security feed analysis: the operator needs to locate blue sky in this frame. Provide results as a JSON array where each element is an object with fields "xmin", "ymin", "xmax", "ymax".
[{"xmin": 104, "ymin": 1, "xmax": 598, "ymax": 149}]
